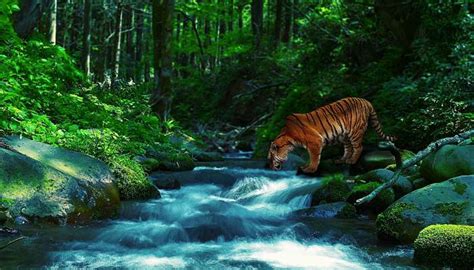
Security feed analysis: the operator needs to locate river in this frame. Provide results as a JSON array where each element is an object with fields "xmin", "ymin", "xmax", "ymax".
[{"xmin": 1, "ymin": 163, "xmax": 417, "ymax": 269}]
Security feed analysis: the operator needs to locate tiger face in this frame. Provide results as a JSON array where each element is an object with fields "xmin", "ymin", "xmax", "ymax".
[{"xmin": 267, "ymin": 135, "xmax": 294, "ymax": 170}]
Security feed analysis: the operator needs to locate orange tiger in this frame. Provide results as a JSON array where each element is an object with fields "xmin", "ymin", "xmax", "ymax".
[{"xmin": 267, "ymin": 97, "xmax": 396, "ymax": 173}]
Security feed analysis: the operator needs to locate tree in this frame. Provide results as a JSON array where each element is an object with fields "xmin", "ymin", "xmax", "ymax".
[
  {"xmin": 111, "ymin": 1, "xmax": 123, "ymax": 86},
  {"xmin": 81, "ymin": 0, "xmax": 91, "ymax": 76},
  {"xmin": 151, "ymin": 0, "xmax": 175, "ymax": 119},
  {"xmin": 13, "ymin": 0, "xmax": 52, "ymax": 39},
  {"xmin": 49, "ymin": 0, "xmax": 57, "ymax": 44},
  {"xmin": 274, "ymin": 0, "xmax": 283, "ymax": 44},
  {"xmin": 251, "ymin": 0, "xmax": 263, "ymax": 48}
]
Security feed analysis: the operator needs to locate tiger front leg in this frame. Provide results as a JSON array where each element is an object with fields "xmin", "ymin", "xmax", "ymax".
[{"xmin": 300, "ymin": 143, "xmax": 323, "ymax": 174}]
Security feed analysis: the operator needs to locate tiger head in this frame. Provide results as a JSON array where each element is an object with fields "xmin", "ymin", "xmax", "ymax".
[{"xmin": 267, "ymin": 134, "xmax": 295, "ymax": 170}]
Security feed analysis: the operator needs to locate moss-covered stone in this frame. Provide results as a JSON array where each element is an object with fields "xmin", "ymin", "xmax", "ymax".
[
  {"xmin": 420, "ymin": 144, "xmax": 474, "ymax": 182},
  {"xmin": 146, "ymin": 150, "xmax": 196, "ymax": 171},
  {"xmin": 414, "ymin": 224, "xmax": 474, "ymax": 268},
  {"xmin": 360, "ymin": 150, "xmax": 396, "ymax": 171},
  {"xmin": 110, "ymin": 156, "xmax": 160, "ymax": 200},
  {"xmin": 311, "ymin": 174, "xmax": 350, "ymax": 206},
  {"xmin": 0, "ymin": 136, "xmax": 121, "ymax": 224},
  {"xmin": 376, "ymin": 175, "xmax": 474, "ymax": 243},
  {"xmin": 347, "ymin": 182, "xmax": 395, "ymax": 214},
  {"xmin": 355, "ymin": 169, "xmax": 412, "ymax": 198}
]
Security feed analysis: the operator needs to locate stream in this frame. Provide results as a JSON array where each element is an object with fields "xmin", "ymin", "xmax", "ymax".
[{"xmin": 1, "ymin": 161, "xmax": 418, "ymax": 269}]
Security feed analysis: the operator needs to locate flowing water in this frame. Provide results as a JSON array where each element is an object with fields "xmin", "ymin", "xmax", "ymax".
[{"xmin": 1, "ymin": 164, "xmax": 417, "ymax": 269}]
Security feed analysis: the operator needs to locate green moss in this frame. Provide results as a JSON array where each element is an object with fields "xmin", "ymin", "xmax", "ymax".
[
  {"xmin": 336, "ymin": 203, "xmax": 357, "ymax": 218},
  {"xmin": 311, "ymin": 174, "xmax": 350, "ymax": 206},
  {"xmin": 376, "ymin": 202, "xmax": 417, "ymax": 242},
  {"xmin": 110, "ymin": 155, "xmax": 160, "ymax": 200},
  {"xmin": 414, "ymin": 224, "xmax": 474, "ymax": 268},
  {"xmin": 453, "ymin": 182, "xmax": 467, "ymax": 195},
  {"xmin": 434, "ymin": 202, "xmax": 468, "ymax": 216}
]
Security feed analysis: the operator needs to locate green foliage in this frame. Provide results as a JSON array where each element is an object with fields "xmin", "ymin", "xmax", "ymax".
[
  {"xmin": 255, "ymin": 2, "xmax": 474, "ymax": 156},
  {"xmin": 0, "ymin": 11, "xmax": 190, "ymax": 200}
]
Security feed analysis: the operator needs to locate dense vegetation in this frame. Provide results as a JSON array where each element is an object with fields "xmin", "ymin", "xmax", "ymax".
[{"xmin": 1, "ymin": 0, "xmax": 473, "ymax": 193}]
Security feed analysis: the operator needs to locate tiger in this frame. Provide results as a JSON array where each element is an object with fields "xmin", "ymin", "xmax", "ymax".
[{"xmin": 267, "ymin": 97, "xmax": 396, "ymax": 174}]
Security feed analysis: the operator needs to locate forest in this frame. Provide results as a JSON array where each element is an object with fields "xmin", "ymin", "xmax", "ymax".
[{"xmin": 0, "ymin": 0, "xmax": 473, "ymax": 268}]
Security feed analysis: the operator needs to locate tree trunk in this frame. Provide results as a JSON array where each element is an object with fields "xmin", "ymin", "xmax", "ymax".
[
  {"xmin": 135, "ymin": 6, "xmax": 145, "ymax": 82},
  {"xmin": 237, "ymin": 4, "xmax": 243, "ymax": 30},
  {"xmin": 274, "ymin": 0, "xmax": 283, "ymax": 44},
  {"xmin": 228, "ymin": 0, "xmax": 234, "ymax": 32},
  {"xmin": 14, "ymin": 0, "xmax": 52, "ymax": 39},
  {"xmin": 251, "ymin": 0, "xmax": 263, "ymax": 48},
  {"xmin": 111, "ymin": 1, "xmax": 123, "ymax": 87},
  {"xmin": 81, "ymin": 0, "xmax": 91, "ymax": 77},
  {"xmin": 281, "ymin": 0, "xmax": 292, "ymax": 43},
  {"xmin": 124, "ymin": 4, "xmax": 134, "ymax": 81},
  {"xmin": 49, "ymin": 0, "xmax": 57, "ymax": 44},
  {"xmin": 151, "ymin": 0, "xmax": 175, "ymax": 119}
]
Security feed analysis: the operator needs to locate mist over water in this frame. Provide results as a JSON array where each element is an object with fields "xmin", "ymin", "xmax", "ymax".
[{"xmin": 4, "ymin": 166, "xmax": 415, "ymax": 269}]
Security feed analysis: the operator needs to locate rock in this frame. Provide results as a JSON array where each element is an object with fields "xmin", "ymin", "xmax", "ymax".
[
  {"xmin": 420, "ymin": 144, "xmax": 474, "ymax": 182},
  {"xmin": 347, "ymin": 182, "xmax": 395, "ymax": 214},
  {"xmin": 157, "ymin": 158, "xmax": 196, "ymax": 171},
  {"xmin": 136, "ymin": 157, "xmax": 161, "ymax": 172},
  {"xmin": 149, "ymin": 175, "xmax": 181, "ymax": 190},
  {"xmin": 414, "ymin": 224, "xmax": 474, "ymax": 269},
  {"xmin": 311, "ymin": 175, "xmax": 351, "ymax": 206},
  {"xmin": 376, "ymin": 175, "xmax": 474, "ymax": 243},
  {"xmin": 0, "ymin": 136, "xmax": 120, "ymax": 224},
  {"xmin": 295, "ymin": 202, "xmax": 357, "ymax": 219},
  {"xmin": 360, "ymin": 150, "xmax": 395, "ymax": 171},
  {"xmin": 282, "ymin": 153, "xmax": 306, "ymax": 171},
  {"xmin": 356, "ymin": 169, "xmax": 413, "ymax": 198},
  {"xmin": 412, "ymin": 177, "xmax": 429, "ymax": 190}
]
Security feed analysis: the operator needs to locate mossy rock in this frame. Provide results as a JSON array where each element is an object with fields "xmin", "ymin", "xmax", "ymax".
[
  {"xmin": 146, "ymin": 150, "xmax": 196, "ymax": 171},
  {"xmin": 311, "ymin": 174, "xmax": 350, "ymax": 206},
  {"xmin": 420, "ymin": 144, "xmax": 474, "ymax": 183},
  {"xmin": 294, "ymin": 202, "xmax": 357, "ymax": 219},
  {"xmin": 0, "ymin": 136, "xmax": 120, "ymax": 224},
  {"xmin": 355, "ymin": 169, "xmax": 412, "ymax": 198},
  {"xmin": 347, "ymin": 182, "xmax": 395, "ymax": 214},
  {"xmin": 376, "ymin": 175, "xmax": 474, "ymax": 243},
  {"xmin": 360, "ymin": 150, "xmax": 395, "ymax": 171},
  {"xmin": 414, "ymin": 224, "xmax": 474, "ymax": 268},
  {"xmin": 110, "ymin": 156, "xmax": 160, "ymax": 200}
]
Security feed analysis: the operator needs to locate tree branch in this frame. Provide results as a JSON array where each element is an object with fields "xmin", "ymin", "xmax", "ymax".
[
  {"xmin": 0, "ymin": 236, "xmax": 26, "ymax": 250},
  {"xmin": 355, "ymin": 129, "xmax": 474, "ymax": 206}
]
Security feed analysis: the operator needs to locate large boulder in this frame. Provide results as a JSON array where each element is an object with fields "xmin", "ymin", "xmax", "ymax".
[
  {"xmin": 420, "ymin": 144, "xmax": 474, "ymax": 182},
  {"xmin": 376, "ymin": 175, "xmax": 474, "ymax": 243},
  {"xmin": 414, "ymin": 224, "xmax": 474, "ymax": 269},
  {"xmin": 356, "ymin": 169, "xmax": 413, "ymax": 198},
  {"xmin": 0, "ymin": 136, "xmax": 120, "ymax": 224}
]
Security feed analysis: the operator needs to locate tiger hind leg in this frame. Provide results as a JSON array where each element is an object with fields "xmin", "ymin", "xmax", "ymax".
[
  {"xmin": 335, "ymin": 139, "xmax": 353, "ymax": 164},
  {"xmin": 346, "ymin": 136, "xmax": 363, "ymax": 164}
]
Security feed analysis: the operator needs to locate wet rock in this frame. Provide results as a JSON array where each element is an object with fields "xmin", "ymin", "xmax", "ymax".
[
  {"xmin": 14, "ymin": 216, "xmax": 29, "ymax": 225},
  {"xmin": 295, "ymin": 202, "xmax": 357, "ymax": 219},
  {"xmin": 149, "ymin": 175, "xmax": 181, "ymax": 190},
  {"xmin": 360, "ymin": 150, "xmax": 395, "ymax": 171},
  {"xmin": 376, "ymin": 175, "xmax": 474, "ymax": 243},
  {"xmin": 356, "ymin": 169, "xmax": 413, "ymax": 198},
  {"xmin": 414, "ymin": 224, "xmax": 474, "ymax": 269},
  {"xmin": 311, "ymin": 175, "xmax": 351, "ymax": 206},
  {"xmin": 0, "ymin": 136, "xmax": 120, "ymax": 225},
  {"xmin": 145, "ymin": 149, "xmax": 196, "ymax": 172},
  {"xmin": 347, "ymin": 182, "xmax": 395, "ymax": 214},
  {"xmin": 412, "ymin": 177, "xmax": 429, "ymax": 190},
  {"xmin": 149, "ymin": 169, "xmax": 239, "ymax": 187},
  {"xmin": 420, "ymin": 144, "xmax": 474, "ymax": 182}
]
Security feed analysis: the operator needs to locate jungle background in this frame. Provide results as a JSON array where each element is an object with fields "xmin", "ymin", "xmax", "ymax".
[{"xmin": 0, "ymin": 0, "xmax": 473, "ymax": 197}]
